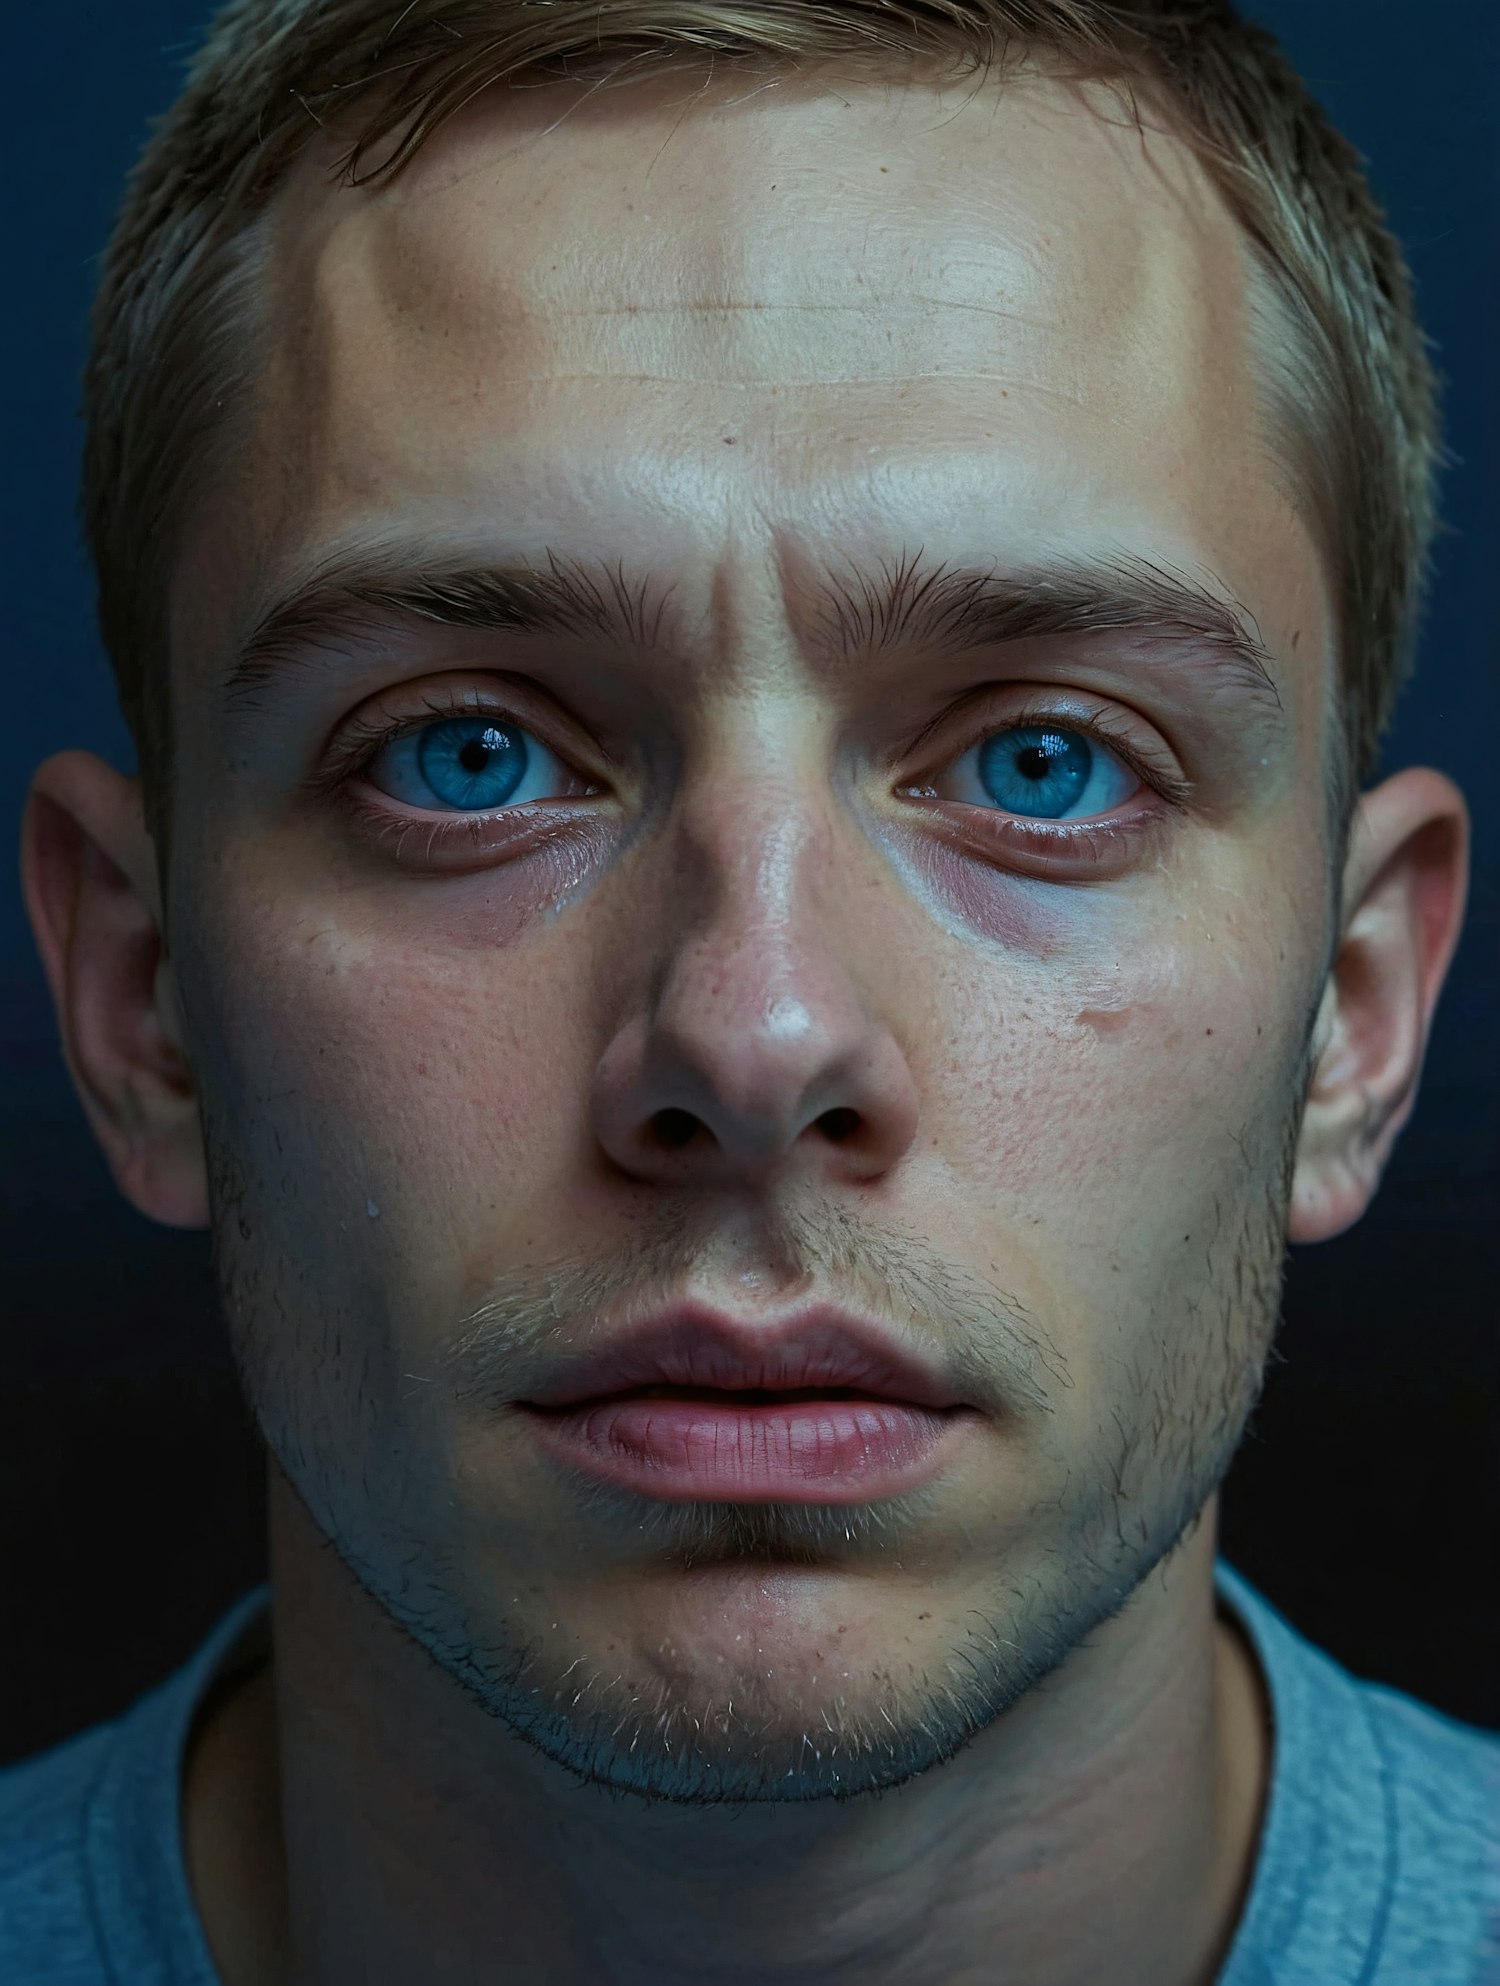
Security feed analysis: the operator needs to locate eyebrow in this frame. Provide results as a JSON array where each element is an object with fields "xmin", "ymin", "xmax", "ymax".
[
  {"xmin": 224, "ymin": 542, "xmax": 1283, "ymax": 719},
  {"xmin": 818, "ymin": 548, "xmax": 1283, "ymax": 713},
  {"xmin": 226, "ymin": 549, "xmax": 667, "ymax": 713}
]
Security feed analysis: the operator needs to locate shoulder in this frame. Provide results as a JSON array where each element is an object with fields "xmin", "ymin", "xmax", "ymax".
[
  {"xmin": 0, "ymin": 1719, "xmax": 121, "ymax": 1983},
  {"xmin": 1357, "ymin": 1676, "xmax": 1500, "ymax": 1873},
  {"xmin": 0, "ymin": 1587, "xmax": 269, "ymax": 1986},
  {"xmin": 1216, "ymin": 1561, "xmax": 1500, "ymax": 1986},
  {"xmin": 1336, "ymin": 1678, "xmax": 1500, "ymax": 1985}
]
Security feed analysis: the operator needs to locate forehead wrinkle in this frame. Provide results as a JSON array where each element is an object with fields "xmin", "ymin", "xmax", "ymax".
[
  {"xmin": 324, "ymin": 76, "xmax": 1207, "ymax": 379},
  {"xmin": 261, "ymin": 61, "xmax": 1244, "ymax": 490},
  {"xmin": 213, "ymin": 66, "xmax": 1328, "ymax": 744}
]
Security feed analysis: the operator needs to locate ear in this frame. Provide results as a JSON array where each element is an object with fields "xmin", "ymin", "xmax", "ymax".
[
  {"xmin": 19, "ymin": 749, "xmax": 210, "ymax": 1229},
  {"xmin": 1288, "ymin": 765, "xmax": 1469, "ymax": 1244}
]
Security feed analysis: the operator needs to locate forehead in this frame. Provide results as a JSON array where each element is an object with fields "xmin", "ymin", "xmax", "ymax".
[{"xmin": 215, "ymin": 63, "xmax": 1323, "ymax": 671}]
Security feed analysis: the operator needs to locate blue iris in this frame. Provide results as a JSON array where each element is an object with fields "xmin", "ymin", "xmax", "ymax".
[
  {"xmin": 414, "ymin": 717, "xmax": 529, "ymax": 810},
  {"xmin": 977, "ymin": 726, "xmax": 1094, "ymax": 818}
]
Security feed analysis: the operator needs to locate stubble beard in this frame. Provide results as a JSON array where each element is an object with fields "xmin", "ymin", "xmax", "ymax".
[{"xmin": 201, "ymin": 1059, "xmax": 1307, "ymax": 1808}]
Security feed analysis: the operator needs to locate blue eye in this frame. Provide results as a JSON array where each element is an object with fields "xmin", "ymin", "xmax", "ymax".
[
  {"xmin": 949, "ymin": 724, "xmax": 1138, "ymax": 820},
  {"xmin": 368, "ymin": 714, "xmax": 570, "ymax": 812}
]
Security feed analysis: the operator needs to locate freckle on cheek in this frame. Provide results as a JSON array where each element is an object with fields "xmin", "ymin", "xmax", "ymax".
[{"xmin": 1076, "ymin": 1006, "xmax": 1132, "ymax": 1033}]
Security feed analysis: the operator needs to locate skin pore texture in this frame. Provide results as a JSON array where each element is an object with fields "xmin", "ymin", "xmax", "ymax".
[{"xmin": 21, "ymin": 58, "xmax": 1470, "ymax": 1986}]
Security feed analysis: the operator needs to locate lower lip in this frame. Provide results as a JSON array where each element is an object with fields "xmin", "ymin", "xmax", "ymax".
[{"xmin": 522, "ymin": 1395, "xmax": 968, "ymax": 1503}]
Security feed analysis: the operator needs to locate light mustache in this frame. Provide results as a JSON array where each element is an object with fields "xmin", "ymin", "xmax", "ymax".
[{"xmin": 426, "ymin": 1203, "xmax": 1064, "ymax": 1422}]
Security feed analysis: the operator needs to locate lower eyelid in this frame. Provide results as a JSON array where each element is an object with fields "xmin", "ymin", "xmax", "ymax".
[
  {"xmin": 341, "ymin": 787, "xmax": 613, "ymax": 871},
  {"xmin": 910, "ymin": 794, "xmax": 1172, "ymax": 881}
]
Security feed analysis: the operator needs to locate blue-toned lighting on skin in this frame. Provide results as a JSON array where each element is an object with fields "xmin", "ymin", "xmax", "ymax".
[
  {"xmin": 373, "ymin": 716, "xmax": 568, "ymax": 811},
  {"xmin": 970, "ymin": 726, "xmax": 1134, "ymax": 820}
]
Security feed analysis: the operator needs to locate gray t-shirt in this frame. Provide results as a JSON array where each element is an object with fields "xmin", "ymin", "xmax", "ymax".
[{"xmin": 1, "ymin": 1562, "xmax": 1496, "ymax": 1982}]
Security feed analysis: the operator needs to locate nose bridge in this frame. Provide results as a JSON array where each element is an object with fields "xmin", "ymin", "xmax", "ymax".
[
  {"xmin": 663, "ymin": 759, "xmax": 863, "ymax": 1099},
  {"xmin": 590, "ymin": 734, "xmax": 921, "ymax": 1185},
  {"xmin": 685, "ymin": 771, "xmax": 826, "ymax": 1015}
]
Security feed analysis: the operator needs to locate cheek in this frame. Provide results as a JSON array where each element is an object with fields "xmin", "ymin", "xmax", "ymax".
[
  {"xmin": 179, "ymin": 889, "xmax": 594, "ymax": 1277},
  {"xmin": 917, "ymin": 897, "xmax": 1308, "ymax": 1232}
]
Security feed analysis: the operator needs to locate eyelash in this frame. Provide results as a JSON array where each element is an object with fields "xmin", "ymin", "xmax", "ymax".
[
  {"xmin": 313, "ymin": 691, "xmax": 557, "ymax": 791},
  {"xmin": 319, "ymin": 687, "xmax": 1191, "ymax": 837},
  {"xmin": 905, "ymin": 691, "xmax": 1194, "ymax": 812}
]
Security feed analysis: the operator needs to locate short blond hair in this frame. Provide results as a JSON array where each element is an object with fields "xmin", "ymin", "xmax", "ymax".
[{"xmin": 84, "ymin": 0, "xmax": 1440, "ymax": 872}]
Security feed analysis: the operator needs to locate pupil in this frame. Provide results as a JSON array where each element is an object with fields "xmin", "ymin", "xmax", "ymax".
[
  {"xmin": 976, "ymin": 725, "xmax": 1092, "ymax": 819},
  {"xmin": 417, "ymin": 718, "xmax": 527, "ymax": 811}
]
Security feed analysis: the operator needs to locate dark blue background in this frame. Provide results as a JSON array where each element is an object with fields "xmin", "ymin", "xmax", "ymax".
[{"xmin": 3, "ymin": 2, "xmax": 1495, "ymax": 1758}]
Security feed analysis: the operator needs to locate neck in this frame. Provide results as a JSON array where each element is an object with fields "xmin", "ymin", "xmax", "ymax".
[{"xmin": 185, "ymin": 1479, "xmax": 1269, "ymax": 1986}]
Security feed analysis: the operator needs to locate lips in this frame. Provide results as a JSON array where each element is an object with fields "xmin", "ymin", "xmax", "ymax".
[
  {"xmin": 515, "ymin": 1304, "xmax": 971, "ymax": 1504},
  {"xmin": 518, "ymin": 1304, "xmax": 964, "ymax": 1413}
]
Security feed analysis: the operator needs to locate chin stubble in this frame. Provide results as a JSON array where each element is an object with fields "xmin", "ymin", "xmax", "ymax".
[{"xmin": 202, "ymin": 1032, "xmax": 1312, "ymax": 1808}]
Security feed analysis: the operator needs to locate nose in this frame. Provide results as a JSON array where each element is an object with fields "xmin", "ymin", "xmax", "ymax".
[{"xmin": 589, "ymin": 794, "xmax": 921, "ymax": 1190}]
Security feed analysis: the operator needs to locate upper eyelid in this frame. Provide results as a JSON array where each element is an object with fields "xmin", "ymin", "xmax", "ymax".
[
  {"xmin": 362, "ymin": 694, "xmax": 536, "ymax": 749},
  {"xmin": 906, "ymin": 680, "xmax": 1148, "ymax": 750},
  {"xmin": 321, "ymin": 690, "xmax": 571, "ymax": 789},
  {"xmin": 326, "ymin": 683, "xmax": 1179, "ymax": 805},
  {"xmin": 963, "ymin": 718, "xmax": 1143, "ymax": 785},
  {"xmin": 907, "ymin": 699, "xmax": 1177, "ymax": 797}
]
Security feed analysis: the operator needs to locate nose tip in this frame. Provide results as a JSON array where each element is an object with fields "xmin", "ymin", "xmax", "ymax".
[
  {"xmin": 588, "ymin": 772, "xmax": 922, "ymax": 1192},
  {"xmin": 590, "ymin": 1000, "xmax": 920, "ymax": 1189}
]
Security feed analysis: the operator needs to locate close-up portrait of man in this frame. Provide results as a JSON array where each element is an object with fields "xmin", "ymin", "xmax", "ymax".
[{"xmin": 2, "ymin": 0, "xmax": 1497, "ymax": 1981}]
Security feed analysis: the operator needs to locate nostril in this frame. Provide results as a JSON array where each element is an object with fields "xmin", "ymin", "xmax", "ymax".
[
  {"xmin": 650, "ymin": 1107, "xmax": 701, "ymax": 1150},
  {"xmin": 818, "ymin": 1107, "xmax": 860, "ymax": 1143}
]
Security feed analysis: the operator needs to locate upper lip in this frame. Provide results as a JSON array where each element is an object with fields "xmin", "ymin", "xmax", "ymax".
[{"xmin": 519, "ymin": 1304, "xmax": 964, "ymax": 1412}]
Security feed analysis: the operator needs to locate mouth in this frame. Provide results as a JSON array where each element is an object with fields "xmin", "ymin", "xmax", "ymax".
[
  {"xmin": 520, "ymin": 1383, "xmax": 972, "ymax": 1505},
  {"xmin": 515, "ymin": 1302, "xmax": 973, "ymax": 1503},
  {"xmin": 537, "ymin": 1383, "xmax": 881, "ymax": 1407},
  {"xmin": 520, "ymin": 1305, "xmax": 962, "ymax": 1413},
  {"xmin": 520, "ymin": 1390, "xmax": 969, "ymax": 1493}
]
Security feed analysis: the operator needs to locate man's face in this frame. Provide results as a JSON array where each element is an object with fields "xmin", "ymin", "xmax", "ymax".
[{"xmin": 168, "ymin": 66, "xmax": 1333, "ymax": 1800}]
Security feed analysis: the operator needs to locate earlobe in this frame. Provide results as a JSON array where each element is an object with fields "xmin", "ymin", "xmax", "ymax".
[
  {"xmin": 1287, "ymin": 766, "xmax": 1469, "ymax": 1245},
  {"xmin": 19, "ymin": 748, "xmax": 211, "ymax": 1231}
]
